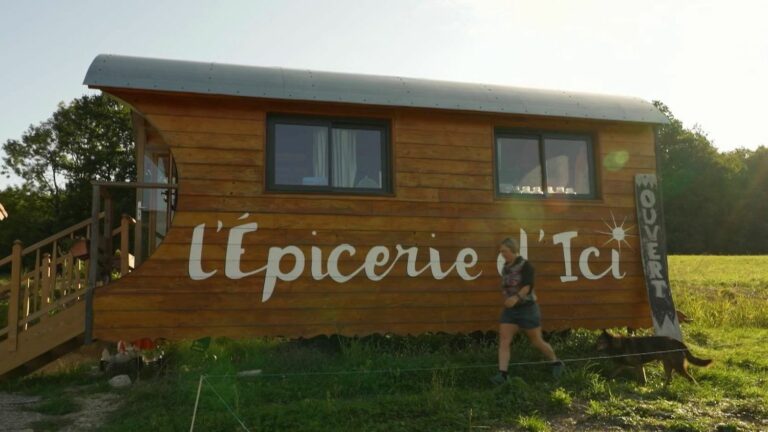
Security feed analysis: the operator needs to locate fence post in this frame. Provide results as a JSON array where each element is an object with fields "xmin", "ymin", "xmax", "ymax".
[
  {"xmin": 120, "ymin": 214, "xmax": 130, "ymax": 276},
  {"xmin": 85, "ymin": 184, "xmax": 100, "ymax": 345},
  {"xmin": 40, "ymin": 253, "xmax": 52, "ymax": 320},
  {"xmin": 22, "ymin": 271, "xmax": 31, "ymax": 331},
  {"xmin": 102, "ymin": 193, "xmax": 113, "ymax": 274},
  {"xmin": 7, "ymin": 240, "xmax": 22, "ymax": 352},
  {"xmin": 32, "ymin": 249, "xmax": 41, "ymax": 314},
  {"xmin": 50, "ymin": 240, "xmax": 58, "ymax": 299}
]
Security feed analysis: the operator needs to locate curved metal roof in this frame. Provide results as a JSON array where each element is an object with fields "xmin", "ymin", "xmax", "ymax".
[{"xmin": 84, "ymin": 54, "xmax": 668, "ymax": 124}]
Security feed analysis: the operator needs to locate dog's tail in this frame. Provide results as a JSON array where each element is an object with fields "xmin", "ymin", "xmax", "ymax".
[{"xmin": 685, "ymin": 350, "xmax": 713, "ymax": 367}]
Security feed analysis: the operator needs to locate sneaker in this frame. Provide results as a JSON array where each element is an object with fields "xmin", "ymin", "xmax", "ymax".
[
  {"xmin": 490, "ymin": 372, "xmax": 508, "ymax": 385},
  {"xmin": 551, "ymin": 360, "xmax": 566, "ymax": 379}
]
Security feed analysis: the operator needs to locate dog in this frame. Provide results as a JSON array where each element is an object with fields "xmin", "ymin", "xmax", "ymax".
[{"xmin": 596, "ymin": 330, "xmax": 712, "ymax": 385}]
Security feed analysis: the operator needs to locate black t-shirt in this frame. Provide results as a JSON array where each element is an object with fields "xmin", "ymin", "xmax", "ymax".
[{"xmin": 501, "ymin": 256, "xmax": 536, "ymax": 304}]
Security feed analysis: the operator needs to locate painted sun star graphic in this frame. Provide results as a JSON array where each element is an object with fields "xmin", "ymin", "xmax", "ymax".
[{"xmin": 596, "ymin": 210, "xmax": 635, "ymax": 251}]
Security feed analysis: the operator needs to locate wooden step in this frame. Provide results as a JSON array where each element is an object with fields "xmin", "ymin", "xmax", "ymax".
[{"xmin": 0, "ymin": 302, "xmax": 85, "ymax": 377}]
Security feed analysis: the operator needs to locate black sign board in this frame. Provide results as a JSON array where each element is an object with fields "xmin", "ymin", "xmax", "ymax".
[{"xmin": 635, "ymin": 174, "xmax": 682, "ymax": 341}]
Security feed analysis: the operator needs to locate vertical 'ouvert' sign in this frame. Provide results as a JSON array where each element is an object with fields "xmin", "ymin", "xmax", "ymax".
[{"xmin": 635, "ymin": 174, "xmax": 682, "ymax": 341}]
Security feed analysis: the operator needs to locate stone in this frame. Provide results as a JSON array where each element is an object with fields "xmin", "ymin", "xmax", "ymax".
[{"xmin": 108, "ymin": 374, "xmax": 132, "ymax": 388}]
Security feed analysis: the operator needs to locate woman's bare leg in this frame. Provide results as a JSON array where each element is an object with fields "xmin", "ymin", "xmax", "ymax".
[
  {"xmin": 498, "ymin": 323, "xmax": 520, "ymax": 372},
  {"xmin": 523, "ymin": 327, "xmax": 557, "ymax": 361}
]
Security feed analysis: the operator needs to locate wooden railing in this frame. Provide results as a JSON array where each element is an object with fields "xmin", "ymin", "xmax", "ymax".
[{"xmin": 0, "ymin": 214, "xmax": 135, "ymax": 350}]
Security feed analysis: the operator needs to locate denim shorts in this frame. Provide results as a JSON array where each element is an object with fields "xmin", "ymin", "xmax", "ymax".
[{"xmin": 499, "ymin": 302, "xmax": 541, "ymax": 329}]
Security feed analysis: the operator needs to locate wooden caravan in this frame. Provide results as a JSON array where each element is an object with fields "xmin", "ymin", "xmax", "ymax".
[{"xmin": 80, "ymin": 54, "xmax": 669, "ymax": 341}]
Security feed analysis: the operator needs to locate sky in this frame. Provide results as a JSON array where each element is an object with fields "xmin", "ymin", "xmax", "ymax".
[{"xmin": 1, "ymin": 0, "xmax": 767, "ymax": 189}]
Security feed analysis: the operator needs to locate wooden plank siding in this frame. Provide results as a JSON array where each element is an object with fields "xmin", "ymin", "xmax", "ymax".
[{"xmin": 93, "ymin": 89, "xmax": 655, "ymax": 341}]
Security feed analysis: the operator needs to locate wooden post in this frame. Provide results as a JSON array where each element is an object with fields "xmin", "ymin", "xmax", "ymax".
[
  {"xmin": 100, "ymin": 191, "xmax": 113, "ymax": 285},
  {"xmin": 7, "ymin": 240, "xmax": 22, "ymax": 352},
  {"xmin": 67, "ymin": 232, "xmax": 75, "ymax": 294},
  {"xmin": 74, "ymin": 258, "xmax": 82, "ymax": 291},
  {"xmin": 32, "ymin": 249, "xmax": 40, "ymax": 314},
  {"xmin": 120, "ymin": 214, "xmax": 130, "ymax": 276},
  {"xmin": 63, "ymin": 254, "xmax": 73, "ymax": 296},
  {"xmin": 22, "ymin": 276, "xmax": 31, "ymax": 330},
  {"xmin": 51, "ymin": 239, "xmax": 58, "ymax": 299},
  {"xmin": 40, "ymin": 254, "xmax": 52, "ymax": 319},
  {"xmin": 85, "ymin": 184, "xmax": 100, "ymax": 344}
]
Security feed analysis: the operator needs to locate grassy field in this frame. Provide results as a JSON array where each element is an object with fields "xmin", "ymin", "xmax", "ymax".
[
  {"xmin": 670, "ymin": 256, "xmax": 768, "ymax": 327},
  {"xmin": 2, "ymin": 256, "xmax": 767, "ymax": 431}
]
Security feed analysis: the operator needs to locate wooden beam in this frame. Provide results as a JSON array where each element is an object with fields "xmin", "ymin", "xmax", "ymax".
[
  {"xmin": 7, "ymin": 240, "xmax": 22, "ymax": 352},
  {"xmin": 85, "ymin": 184, "xmax": 100, "ymax": 345},
  {"xmin": 39, "ymin": 254, "xmax": 51, "ymax": 321},
  {"xmin": 102, "ymin": 193, "xmax": 113, "ymax": 282}
]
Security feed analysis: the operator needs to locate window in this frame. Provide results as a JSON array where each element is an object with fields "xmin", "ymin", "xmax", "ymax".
[
  {"xmin": 495, "ymin": 131, "xmax": 596, "ymax": 198},
  {"xmin": 267, "ymin": 115, "xmax": 391, "ymax": 194}
]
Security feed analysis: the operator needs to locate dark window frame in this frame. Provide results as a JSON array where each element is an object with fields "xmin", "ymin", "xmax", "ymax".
[
  {"xmin": 493, "ymin": 129, "xmax": 598, "ymax": 200},
  {"xmin": 266, "ymin": 114, "xmax": 393, "ymax": 196}
]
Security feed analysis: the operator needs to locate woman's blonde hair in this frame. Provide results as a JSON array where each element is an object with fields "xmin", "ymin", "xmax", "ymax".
[{"xmin": 500, "ymin": 237, "xmax": 519, "ymax": 254}]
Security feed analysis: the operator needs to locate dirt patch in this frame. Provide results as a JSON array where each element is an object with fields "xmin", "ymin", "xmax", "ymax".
[
  {"xmin": 0, "ymin": 392, "xmax": 44, "ymax": 431},
  {"xmin": 59, "ymin": 392, "xmax": 121, "ymax": 432},
  {"xmin": 0, "ymin": 390, "xmax": 122, "ymax": 432}
]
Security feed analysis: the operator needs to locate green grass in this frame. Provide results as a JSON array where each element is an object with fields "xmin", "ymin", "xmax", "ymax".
[
  {"xmin": 670, "ymin": 256, "xmax": 768, "ymax": 327},
  {"xmin": 26, "ymin": 395, "xmax": 81, "ymax": 415},
  {"xmin": 516, "ymin": 414, "xmax": 551, "ymax": 432},
  {"xmin": 89, "ymin": 327, "xmax": 766, "ymax": 431},
  {"xmin": 3, "ymin": 256, "xmax": 768, "ymax": 431},
  {"xmin": 28, "ymin": 418, "xmax": 75, "ymax": 431}
]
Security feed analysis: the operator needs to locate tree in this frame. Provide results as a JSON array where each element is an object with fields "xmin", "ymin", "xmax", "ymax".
[
  {"xmin": 655, "ymin": 102, "xmax": 725, "ymax": 252},
  {"xmin": 0, "ymin": 186, "xmax": 54, "ymax": 257},
  {"xmin": 654, "ymin": 101, "xmax": 768, "ymax": 254},
  {"xmin": 1, "ymin": 94, "xmax": 135, "ymax": 230},
  {"xmin": 731, "ymin": 146, "xmax": 768, "ymax": 253}
]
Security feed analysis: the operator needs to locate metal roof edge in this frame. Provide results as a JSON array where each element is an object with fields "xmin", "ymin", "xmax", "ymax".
[{"xmin": 84, "ymin": 54, "xmax": 670, "ymax": 124}]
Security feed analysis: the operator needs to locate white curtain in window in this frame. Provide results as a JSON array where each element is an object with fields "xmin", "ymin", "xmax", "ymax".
[
  {"xmin": 312, "ymin": 129, "xmax": 328, "ymax": 181},
  {"xmin": 547, "ymin": 155, "xmax": 569, "ymax": 189},
  {"xmin": 574, "ymin": 145, "xmax": 589, "ymax": 193},
  {"xmin": 519, "ymin": 167, "xmax": 542, "ymax": 189},
  {"xmin": 332, "ymin": 129, "xmax": 358, "ymax": 187}
]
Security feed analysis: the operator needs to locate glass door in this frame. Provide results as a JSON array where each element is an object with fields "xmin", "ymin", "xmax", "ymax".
[{"xmin": 135, "ymin": 135, "xmax": 177, "ymax": 265}]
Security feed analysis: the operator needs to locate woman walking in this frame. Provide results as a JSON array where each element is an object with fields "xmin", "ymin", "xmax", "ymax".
[{"xmin": 491, "ymin": 238, "xmax": 565, "ymax": 384}]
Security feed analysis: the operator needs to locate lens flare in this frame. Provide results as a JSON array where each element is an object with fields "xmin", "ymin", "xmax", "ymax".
[{"xmin": 603, "ymin": 150, "xmax": 630, "ymax": 172}]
